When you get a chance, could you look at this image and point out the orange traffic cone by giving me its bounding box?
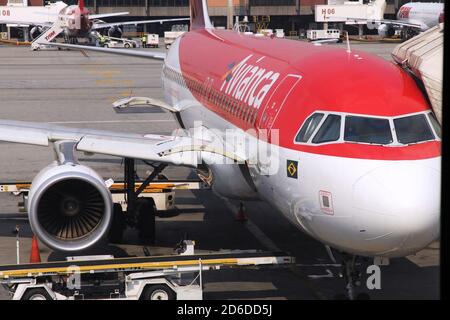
[29,235,41,263]
[235,202,247,222]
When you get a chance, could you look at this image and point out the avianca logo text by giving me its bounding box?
[220,55,280,109]
[398,6,411,19]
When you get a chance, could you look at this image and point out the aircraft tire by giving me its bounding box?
[136,198,156,244]
[108,203,126,243]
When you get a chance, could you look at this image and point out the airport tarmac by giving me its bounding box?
[0,41,439,300]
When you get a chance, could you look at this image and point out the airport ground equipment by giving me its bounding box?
[30,14,64,51]
[101,36,137,48]
[0,241,294,300]
[307,29,341,41]
[391,23,443,124]
[143,34,159,48]
[274,29,285,38]
[164,24,188,49]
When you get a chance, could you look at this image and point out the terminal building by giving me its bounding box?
[0,0,440,38]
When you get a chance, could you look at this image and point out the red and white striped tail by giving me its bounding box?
[190,0,213,30]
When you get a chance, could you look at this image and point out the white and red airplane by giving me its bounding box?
[0,0,441,297]
[0,0,188,46]
[352,1,445,39]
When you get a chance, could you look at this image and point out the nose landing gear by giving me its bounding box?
[335,253,371,300]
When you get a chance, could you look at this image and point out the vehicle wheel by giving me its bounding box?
[136,198,156,244]
[141,285,175,300]
[103,44,109,48]
[108,203,126,243]
[124,43,131,48]
[22,288,52,300]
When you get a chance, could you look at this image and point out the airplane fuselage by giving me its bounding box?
[397,2,444,30]
[62,5,92,38]
[162,29,441,258]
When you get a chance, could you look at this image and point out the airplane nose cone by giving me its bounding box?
[352,163,440,257]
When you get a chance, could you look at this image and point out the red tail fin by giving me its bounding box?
[190,0,213,30]
[78,0,85,10]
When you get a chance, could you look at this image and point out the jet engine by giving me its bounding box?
[377,24,394,38]
[27,163,113,252]
[108,26,123,38]
[30,26,44,40]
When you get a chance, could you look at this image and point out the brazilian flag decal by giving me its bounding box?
[287,160,298,179]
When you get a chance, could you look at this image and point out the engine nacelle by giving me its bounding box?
[108,26,123,38]
[30,26,43,40]
[377,24,394,38]
[27,163,113,252]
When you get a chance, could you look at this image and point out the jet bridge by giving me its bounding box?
[391,23,443,125]
[315,0,386,24]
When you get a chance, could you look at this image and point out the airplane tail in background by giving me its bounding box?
[190,0,213,30]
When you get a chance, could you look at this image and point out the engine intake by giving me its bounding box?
[30,26,43,40]
[28,163,113,252]
[377,24,394,38]
[108,26,122,38]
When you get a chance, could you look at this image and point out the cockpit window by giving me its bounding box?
[344,116,393,145]
[312,114,341,144]
[427,113,441,139]
[394,114,435,144]
[295,113,324,143]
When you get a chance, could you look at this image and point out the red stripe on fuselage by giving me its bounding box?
[178,29,440,161]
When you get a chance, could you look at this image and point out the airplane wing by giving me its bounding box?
[43,42,166,61]
[346,17,422,29]
[0,120,243,167]
[91,17,189,30]
[311,39,340,44]
[89,12,130,20]
[0,20,52,27]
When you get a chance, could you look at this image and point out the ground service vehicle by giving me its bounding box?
[0,241,294,300]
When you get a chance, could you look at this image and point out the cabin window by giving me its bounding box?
[226,97,232,112]
[394,114,435,144]
[221,94,226,109]
[238,103,245,118]
[232,100,237,115]
[295,113,324,143]
[427,113,441,138]
[344,116,393,145]
[312,114,341,144]
[244,107,251,122]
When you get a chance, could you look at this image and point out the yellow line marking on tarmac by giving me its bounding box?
[95,79,134,86]
[87,70,121,77]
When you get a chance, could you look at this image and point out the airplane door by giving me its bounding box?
[258,74,302,132]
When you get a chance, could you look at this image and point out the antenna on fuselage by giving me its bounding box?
[344,30,351,53]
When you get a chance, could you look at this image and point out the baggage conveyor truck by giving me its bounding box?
[0,241,294,300]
